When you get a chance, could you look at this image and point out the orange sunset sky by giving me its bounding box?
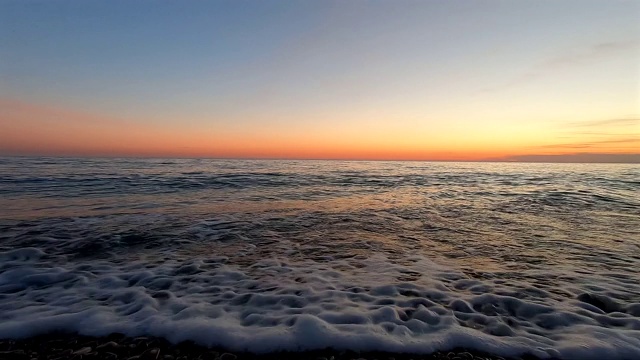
[1,1,639,162]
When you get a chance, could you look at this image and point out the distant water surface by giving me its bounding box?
[0,158,639,359]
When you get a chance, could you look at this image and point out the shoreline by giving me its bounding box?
[0,333,544,360]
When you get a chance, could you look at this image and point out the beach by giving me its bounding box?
[1,333,533,360]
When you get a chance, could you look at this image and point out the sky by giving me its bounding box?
[1,0,639,162]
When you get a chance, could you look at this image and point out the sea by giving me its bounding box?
[0,157,639,359]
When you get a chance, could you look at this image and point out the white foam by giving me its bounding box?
[1,247,639,359]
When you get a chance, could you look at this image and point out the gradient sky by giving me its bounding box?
[1,0,639,161]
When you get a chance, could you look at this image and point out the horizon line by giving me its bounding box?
[1,153,639,164]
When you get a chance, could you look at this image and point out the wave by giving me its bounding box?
[0,159,639,359]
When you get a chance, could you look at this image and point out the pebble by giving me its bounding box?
[104,352,119,360]
[0,350,28,360]
[200,351,219,360]
[73,346,93,355]
[97,341,120,350]
[143,347,161,359]
[0,334,523,360]
[60,349,73,356]
[219,353,237,360]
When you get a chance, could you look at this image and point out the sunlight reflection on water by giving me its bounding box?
[0,158,639,358]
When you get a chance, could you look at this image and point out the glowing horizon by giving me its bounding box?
[1,1,638,162]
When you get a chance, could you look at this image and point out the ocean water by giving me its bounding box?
[0,158,639,359]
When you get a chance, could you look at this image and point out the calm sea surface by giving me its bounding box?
[0,158,639,359]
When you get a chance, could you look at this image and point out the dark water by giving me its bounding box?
[0,158,639,359]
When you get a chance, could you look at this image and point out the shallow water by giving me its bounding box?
[0,158,639,359]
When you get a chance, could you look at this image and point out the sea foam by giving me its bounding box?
[1,246,639,359]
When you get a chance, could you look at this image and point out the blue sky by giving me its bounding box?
[1,0,638,160]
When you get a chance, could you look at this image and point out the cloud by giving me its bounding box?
[534,137,640,149]
[498,153,640,163]
[487,115,640,163]
[539,40,638,69]
[562,118,639,128]
[538,118,640,153]
[480,39,639,93]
